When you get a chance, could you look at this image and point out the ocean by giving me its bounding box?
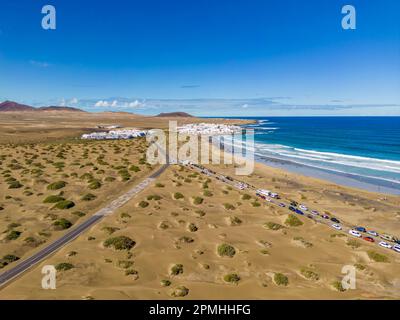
[229,117,400,195]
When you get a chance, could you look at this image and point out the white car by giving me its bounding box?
[311,210,319,216]
[349,229,362,238]
[379,241,392,249]
[367,230,378,237]
[299,205,308,211]
[331,224,342,230]
[393,245,400,253]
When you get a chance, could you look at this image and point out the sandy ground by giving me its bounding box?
[0,163,399,300]
[0,116,399,300]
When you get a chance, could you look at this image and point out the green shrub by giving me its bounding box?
[88,180,102,190]
[138,200,149,208]
[367,250,389,263]
[3,254,20,263]
[54,200,75,209]
[55,262,74,271]
[72,211,86,217]
[274,273,289,286]
[171,286,189,297]
[203,190,213,197]
[6,230,21,240]
[101,226,120,235]
[264,222,284,231]
[43,195,65,203]
[155,183,165,188]
[332,280,346,292]
[193,197,204,205]
[354,263,366,271]
[170,264,184,275]
[229,216,242,226]
[117,260,134,269]
[223,273,240,283]
[241,194,251,200]
[47,181,67,190]
[217,243,236,257]
[251,201,261,207]
[104,236,136,250]
[53,218,73,230]
[300,268,319,280]
[105,176,116,182]
[174,192,184,200]
[161,279,171,287]
[129,165,141,172]
[147,195,162,201]
[285,214,303,227]
[8,181,23,189]
[223,203,235,210]
[188,223,198,232]
[81,193,96,201]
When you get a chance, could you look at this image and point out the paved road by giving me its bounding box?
[0,163,169,289]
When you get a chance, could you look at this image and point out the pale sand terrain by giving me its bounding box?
[0,116,399,300]
[1,163,399,300]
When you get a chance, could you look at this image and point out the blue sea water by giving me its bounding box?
[232,117,400,194]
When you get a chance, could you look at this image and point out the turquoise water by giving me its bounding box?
[236,117,400,193]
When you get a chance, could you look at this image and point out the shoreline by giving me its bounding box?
[254,154,400,196]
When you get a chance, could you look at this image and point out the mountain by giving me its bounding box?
[0,101,85,112]
[0,101,35,112]
[38,106,86,112]
[155,112,194,117]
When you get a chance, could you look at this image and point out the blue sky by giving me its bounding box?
[0,0,399,116]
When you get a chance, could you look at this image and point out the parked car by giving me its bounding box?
[290,201,298,207]
[363,236,375,243]
[321,215,330,219]
[380,234,394,241]
[289,206,296,212]
[307,214,313,219]
[349,230,362,238]
[367,230,378,237]
[379,241,392,249]
[278,203,286,208]
[295,209,304,215]
[299,205,308,211]
[311,210,319,216]
[331,217,340,223]
[393,245,400,253]
[354,227,366,233]
[332,224,342,230]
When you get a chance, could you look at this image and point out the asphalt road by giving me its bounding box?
[0,162,169,289]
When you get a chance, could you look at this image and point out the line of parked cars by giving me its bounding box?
[189,162,400,254]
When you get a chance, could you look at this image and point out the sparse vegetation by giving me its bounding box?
[54,200,75,209]
[138,200,149,208]
[43,195,65,203]
[47,181,67,190]
[55,262,74,271]
[104,236,136,250]
[274,273,289,286]
[170,264,184,275]
[224,273,241,283]
[285,214,303,227]
[217,243,236,257]
[174,192,184,200]
[367,250,389,263]
[264,222,284,231]
[53,218,73,230]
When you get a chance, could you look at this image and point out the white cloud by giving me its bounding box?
[69,98,78,105]
[94,100,110,107]
[111,100,118,107]
[127,100,145,108]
